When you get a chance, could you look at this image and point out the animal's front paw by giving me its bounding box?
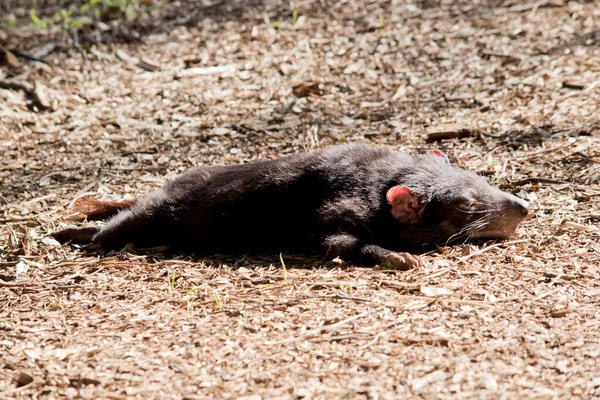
[380,252,422,270]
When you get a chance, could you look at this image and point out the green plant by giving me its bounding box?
[279,253,289,285]
[271,7,298,29]
[29,9,47,29]
[80,0,102,14]
[378,12,385,36]
[188,285,223,311]
[53,8,91,31]
[27,0,145,33]
[205,285,223,311]
[380,262,399,270]
[5,16,18,28]
[167,271,176,295]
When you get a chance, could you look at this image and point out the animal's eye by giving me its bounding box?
[457,199,478,212]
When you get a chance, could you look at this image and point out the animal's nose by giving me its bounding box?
[514,198,529,217]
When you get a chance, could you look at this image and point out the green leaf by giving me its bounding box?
[105,0,126,8]
[5,17,17,28]
[66,17,92,30]
[380,262,399,270]
[82,0,101,12]
[187,285,223,311]
[29,9,47,29]
[126,7,138,20]
[167,270,176,294]
[279,252,289,285]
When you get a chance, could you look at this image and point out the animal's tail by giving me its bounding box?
[70,198,136,221]
[51,197,137,245]
[51,226,100,245]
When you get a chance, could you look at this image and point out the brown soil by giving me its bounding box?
[1,0,600,398]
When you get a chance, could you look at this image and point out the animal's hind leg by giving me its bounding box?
[91,208,153,249]
[90,187,175,249]
[51,199,140,248]
[71,198,136,221]
[52,208,165,249]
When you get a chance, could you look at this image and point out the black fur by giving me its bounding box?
[54,143,529,267]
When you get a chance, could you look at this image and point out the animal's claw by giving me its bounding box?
[381,251,421,270]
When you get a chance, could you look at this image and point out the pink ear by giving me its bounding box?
[430,149,450,164]
[386,186,422,224]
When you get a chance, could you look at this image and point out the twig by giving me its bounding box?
[513,267,592,280]
[0,79,33,92]
[425,125,476,142]
[391,335,450,344]
[457,239,529,263]
[0,261,19,267]
[442,299,495,308]
[508,177,568,186]
[0,280,39,287]
[0,216,39,223]
[490,296,522,303]
[530,288,562,303]
[562,221,600,232]
[380,280,421,292]
[322,311,370,331]
[507,0,565,13]
[515,143,575,161]
[21,193,57,206]
[480,51,522,63]
[562,79,600,99]
[320,334,357,342]
[422,268,451,280]
[299,294,373,303]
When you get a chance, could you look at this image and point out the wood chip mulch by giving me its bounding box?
[1,0,600,398]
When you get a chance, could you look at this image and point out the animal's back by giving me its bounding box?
[94,147,359,252]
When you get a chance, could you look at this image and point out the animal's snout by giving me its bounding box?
[501,193,529,219]
[513,197,529,218]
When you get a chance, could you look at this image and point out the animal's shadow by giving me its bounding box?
[75,243,354,271]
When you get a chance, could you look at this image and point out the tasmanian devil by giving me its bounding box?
[51,143,530,269]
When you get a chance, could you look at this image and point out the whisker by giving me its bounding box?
[391,212,497,251]
[456,207,502,215]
